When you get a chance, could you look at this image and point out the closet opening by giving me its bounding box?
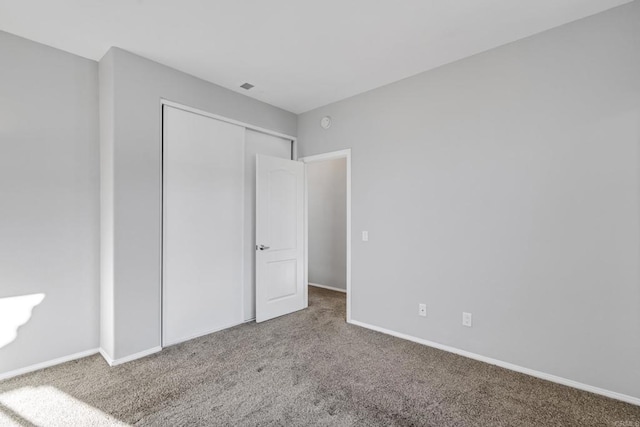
[160,100,296,347]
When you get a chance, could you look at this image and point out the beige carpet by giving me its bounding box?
[1,287,639,426]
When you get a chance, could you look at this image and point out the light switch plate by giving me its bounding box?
[362,231,369,241]
[462,312,472,327]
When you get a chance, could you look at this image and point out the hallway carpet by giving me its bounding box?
[1,287,639,426]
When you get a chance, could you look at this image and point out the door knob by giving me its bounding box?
[257,245,270,251]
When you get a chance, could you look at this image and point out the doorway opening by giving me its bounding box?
[301,150,352,322]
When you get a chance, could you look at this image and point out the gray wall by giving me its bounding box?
[298,1,640,399]
[0,31,99,375]
[100,48,297,360]
[307,158,347,290]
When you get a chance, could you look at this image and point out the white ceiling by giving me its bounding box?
[0,0,631,113]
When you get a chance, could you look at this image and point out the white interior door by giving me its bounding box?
[163,106,244,346]
[244,130,292,321]
[256,155,306,322]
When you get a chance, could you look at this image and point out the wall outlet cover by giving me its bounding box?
[419,303,427,317]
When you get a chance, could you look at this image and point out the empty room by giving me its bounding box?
[0,0,639,425]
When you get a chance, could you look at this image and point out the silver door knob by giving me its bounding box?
[257,245,270,251]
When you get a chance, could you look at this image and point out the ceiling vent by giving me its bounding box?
[240,82,254,90]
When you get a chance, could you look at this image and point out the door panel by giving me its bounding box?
[266,259,297,301]
[163,106,244,346]
[267,169,298,250]
[243,131,292,320]
[256,155,306,322]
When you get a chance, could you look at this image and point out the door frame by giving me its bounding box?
[160,99,297,347]
[299,149,352,322]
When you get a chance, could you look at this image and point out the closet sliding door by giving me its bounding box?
[163,106,244,346]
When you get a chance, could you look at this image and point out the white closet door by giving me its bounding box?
[163,106,244,346]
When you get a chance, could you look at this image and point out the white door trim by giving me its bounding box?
[299,149,352,322]
[161,99,297,143]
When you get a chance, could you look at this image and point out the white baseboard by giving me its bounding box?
[99,346,162,367]
[98,348,114,366]
[309,282,346,293]
[0,348,99,381]
[163,317,250,348]
[348,319,640,407]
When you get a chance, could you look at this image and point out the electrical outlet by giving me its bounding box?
[462,312,472,327]
[418,303,427,317]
